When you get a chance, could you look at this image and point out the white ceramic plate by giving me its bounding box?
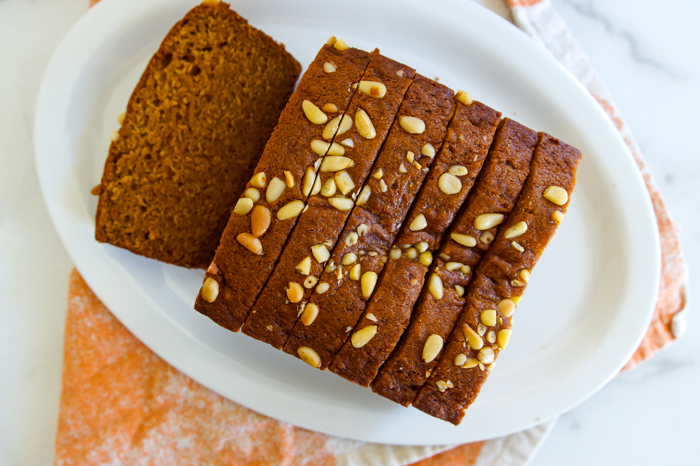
[35,0,660,445]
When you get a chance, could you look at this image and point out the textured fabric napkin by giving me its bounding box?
[55,0,688,464]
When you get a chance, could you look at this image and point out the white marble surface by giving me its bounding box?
[0,0,697,464]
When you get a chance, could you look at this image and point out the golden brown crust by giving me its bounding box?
[412,133,582,425]
[94,3,300,268]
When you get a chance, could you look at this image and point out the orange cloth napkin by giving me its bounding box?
[55,0,687,465]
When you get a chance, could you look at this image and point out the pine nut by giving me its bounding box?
[486,330,496,343]
[543,186,568,205]
[201,277,219,303]
[311,244,330,263]
[520,269,530,283]
[117,112,126,125]
[322,103,338,113]
[287,282,304,303]
[389,248,401,261]
[277,200,305,220]
[326,35,337,46]
[349,263,361,281]
[234,198,253,216]
[266,177,286,203]
[302,167,316,197]
[399,162,407,173]
[406,247,418,260]
[316,282,329,294]
[350,324,378,349]
[379,179,388,193]
[428,273,443,299]
[302,100,328,125]
[340,138,354,147]
[399,116,425,134]
[244,187,260,202]
[439,253,450,261]
[283,171,294,188]
[421,143,436,157]
[321,178,337,197]
[498,299,516,318]
[455,285,465,297]
[321,156,354,172]
[301,276,318,289]
[511,241,525,252]
[477,323,487,336]
[480,231,494,244]
[250,172,267,188]
[409,214,428,231]
[498,329,512,349]
[406,151,415,163]
[451,232,477,247]
[462,358,479,369]
[357,223,369,236]
[367,313,378,322]
[358,80,387,98]
[237,233,263,255]
[477,346,495,364]
[325,260,336,273]
[415,242,428,253]
[322,114,353,140]
[251,205,271,237]
[552,210,565,223]
[333,38,349,51]
[323,62,337,73]
[296,256,312,275]
[419,251,433,267]
[356,185,371,205]
[461,265,471,274]
[462,324,483,350]
[454,353,467,366]
[342,252,357,265]
[481,309,497,326]
[297,346,321,367]
[511,279,525,287]
[335,170,355,195]
[438,173,461,194]
[445,261,463,271]
[361,271,378,298]
[474,213,504,230]
[110,130,120,141]
[456,90,473,106]
[345,231,359,246]
[301,303,319,326]
[448,165,468,176]
[422,334,444,363]
[505,221,528,239]
[372,168,383,179]
[328,197,353,211]
[512,296,521,304]
[354,108,376,139]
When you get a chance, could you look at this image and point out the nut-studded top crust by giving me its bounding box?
[412,133,581,425]
[283,76,456,369]
[371,119,537,406]
[193,44,371,332]
[240,53,415,348]
[329,100,500,387]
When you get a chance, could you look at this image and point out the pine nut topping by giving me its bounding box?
[455,353,467,366]
[335,170,355,195]
[340,138,354,148]
[474,213,505,230]
[342,252,357,265]
[445,262,463,271]
[428,273,443,299]
[358,80,387,98]
[323,114,353,140]
[379,179,388,192]
[455,285,465,296]
[304,276,318,289]
[244,187,261,202]
[417,251,432,267]
[355,108,376,139]
[486,330,496,344]
[438,173,461,194]
[302,167,316,197]
[477,323,487,336]
[421,143,436,157]
[301,303,319,326]
[326,35,337,46]
[448,165,468,176]
[201,277,219,303]
[481,309,497,327]
[345,231,359,246]
[328,197,353,211]
[480,231,494,244]
[543,186,568,205]
[296,256,312,275]
[333,38,349,51]
[316,282,329,294]
[462,324,484,350]
[325,260,336,273]
[511,279,526,287]
[323,62,337,73]
[505,221,528,239]
[422,334,444,363]
[234,198,254,216]
[399,162,408,173]
[552,210,565,223]
[462,358,479,369]
[361,271,378,298]
[439,253,450,261]
[477,347,495,364]
[367,313,378,322]
[389,248,401,261]
[110,130,120,141]
[311,140,330,156]
[311,244,330,263]
[406,248,418,260]
[451,232,477,247]
[322,103,338,113]
[321,178,337,197]
[237,233,263,255]
[287,282,304,303]
[302,100,328,125]
[520,269,530,283]
[435,380,453,392]
[415,242,428,253]
[117,112,126,125]
[406,151,415,163]
[297,346,321,367]
[251,205,272,238]
[456,90,474,106]
[409,214,428,231]
[461,265,471,274]
[284,171,294,188]
[357,223,369,236]
[277,200,305,220]
[356,185,371,205]
[351,325,377,348]
[349,263,361,281]
[498,299,516,318]
[372,168,383,179]
[266,177,286,203]
[512,296,521,304]
[498,329,512,349]
[512,241,525,252]
[399,116,425,134]
[250,172,267,188]
[321,156,354,172]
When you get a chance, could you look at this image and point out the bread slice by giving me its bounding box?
[241,53,416,348]
[282,76,456,370]
[412,133,581,425]
[94,2,300,268]
[330,98,501,387]
[372,118,537,405]
[194,40,371,331]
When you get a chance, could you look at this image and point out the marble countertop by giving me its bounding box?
[0,0,696,464]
